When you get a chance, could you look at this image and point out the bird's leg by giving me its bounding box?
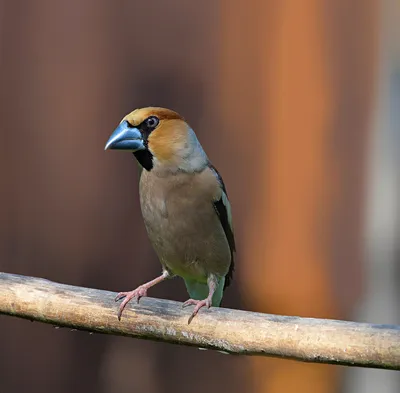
[115,270,170,320]
[183,275,218,324]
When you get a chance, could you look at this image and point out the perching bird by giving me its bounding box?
[105,107,235,323]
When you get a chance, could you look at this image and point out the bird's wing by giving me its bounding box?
[209,165,236,288]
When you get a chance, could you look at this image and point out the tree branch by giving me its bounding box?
[0,272,399,370]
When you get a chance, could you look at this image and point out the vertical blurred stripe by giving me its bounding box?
[346,1,400,392]
[220,0,379,392]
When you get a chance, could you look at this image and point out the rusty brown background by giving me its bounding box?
[1,1,399,393]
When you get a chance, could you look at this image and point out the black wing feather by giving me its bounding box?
[209,165,236,289]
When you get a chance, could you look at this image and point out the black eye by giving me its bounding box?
[145,116,159,129]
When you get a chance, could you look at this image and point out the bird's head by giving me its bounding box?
[105,107,207,173]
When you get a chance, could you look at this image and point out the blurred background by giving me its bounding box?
[0,1,399,392]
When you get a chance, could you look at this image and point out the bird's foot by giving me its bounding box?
[115,285,148,320]
[182,298,212,324]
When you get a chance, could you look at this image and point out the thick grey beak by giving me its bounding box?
[104,120,145,151]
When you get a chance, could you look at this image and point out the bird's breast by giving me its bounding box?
[139,170,230,281]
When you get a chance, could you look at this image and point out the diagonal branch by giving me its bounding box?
[0,272,399,370]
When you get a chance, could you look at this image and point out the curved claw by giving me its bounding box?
[183,298,212,324]
[114,286,148,320]
[115,292,127,302]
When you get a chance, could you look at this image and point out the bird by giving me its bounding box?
[104,107,235,324]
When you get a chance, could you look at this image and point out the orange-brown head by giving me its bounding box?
[105,107,208,172]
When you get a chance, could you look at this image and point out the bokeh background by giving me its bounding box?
[1,1,399,392]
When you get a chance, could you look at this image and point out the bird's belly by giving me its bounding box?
[141,197,230,281]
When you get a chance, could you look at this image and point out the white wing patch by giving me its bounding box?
[221,190,234,235]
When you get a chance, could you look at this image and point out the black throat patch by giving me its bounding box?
[126,119,154,171]
[133,150,153,171]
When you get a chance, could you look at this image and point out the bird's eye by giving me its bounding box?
[145,116,159,129]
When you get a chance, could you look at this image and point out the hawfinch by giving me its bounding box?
[105,107,235,323]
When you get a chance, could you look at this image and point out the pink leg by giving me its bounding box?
[115,270,170,320]
[182,276,217,324]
